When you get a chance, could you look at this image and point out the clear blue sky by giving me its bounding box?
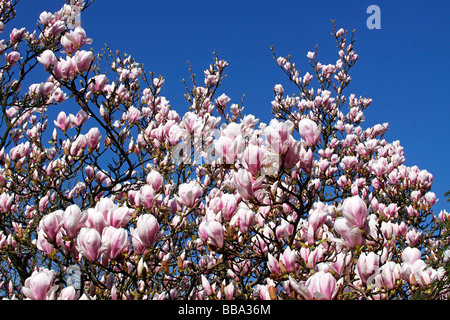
[14,0,450,215]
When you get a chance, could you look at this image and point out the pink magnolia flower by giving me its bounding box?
[299,246,324,270]
[201,275,213,296]
[243,143,264,175]
[402,247,422,265]
[38,196,49,213]
[380,221,396,241]
[214,135,242,165]
[198,220,209,243]
[280,247,297,273]
[216,93,231,107]
[54,56,77,80]
[234,168,254,200]
[39,210,64,242]
[52,88,67,103]
[139,185,155,209]
[73,50,94,73]
[130,228,146,255]
[181,112,202,135]
[275,219,295,241]
[307,51,315,60]
[308,202,329,232]
[289,271,337,300]
[384,203,399,219]
[88,74,108,93]
[204,220,224,248]
[224,282,235,300]
[424,191,437,207]
[22,269,58,300]
[37,49,58,69]
[54,111,74,132]
[265,119,294,155]
[74,109,90,127]
[61,204,87,239]
[146,170,163,191]
[0,192,14,213]
[38,11,54,26]
[333,217,364,248]
[9,142,29,161]
[298,145,313,172]
[6,51,21,66]
[127,105,141,124]
[306,271,338,300]
[405,228,423,246]
[235,206,255,234]
[85,208,107,233]
[356,252,380,284]
[95,197,115,217]
[86,127,101,150]
[76,227,105,261]
[267,253,280,274]
[284,139,302,169]
[61,27,92,54]
[220,193,237,222]
[376,261,401,290]
[135,214,160,248]
[101,226,129,260]
[59,286,79,300]
[335,28,345,37]
[178,181,202,207]
[36,229,56,255]
[298,118,321,146]
[10,27,26,43]
[342,195,369,229]
[221,122,242,140]
[274,84,284,94]
[415,265,441,287]
[167,124,182,145]
[106,205,134,228]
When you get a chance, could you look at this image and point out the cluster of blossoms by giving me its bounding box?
[0,0,448,300]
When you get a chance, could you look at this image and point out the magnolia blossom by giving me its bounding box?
[39,210,64,242]
[298,118,321,146]
[342,195,369,229]
[376,261,402,290]
[334,217,365,248]
[61,27,92,54]
[22,269,58,300]
[356,252,380,284]
[59,286,80,300]
[289,271,338,300]
[178,181,203,207]
[234,168,255,200]
[101,226,129,260]
[243,143,264,175]
[37,49,58,69]
[6,51,21,66]
[265,119,294,155]
[134,214,160,248]
[86,127,101,150]
[214,135,242,165]
[203,220,224,248]
[76,228,105,261]
[63,204,88,239]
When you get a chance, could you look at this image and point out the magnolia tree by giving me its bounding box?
[0,0,448,300]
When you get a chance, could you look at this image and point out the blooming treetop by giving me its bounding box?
[0,0,448,300]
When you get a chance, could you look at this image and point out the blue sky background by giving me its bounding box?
[14,0,450,215]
